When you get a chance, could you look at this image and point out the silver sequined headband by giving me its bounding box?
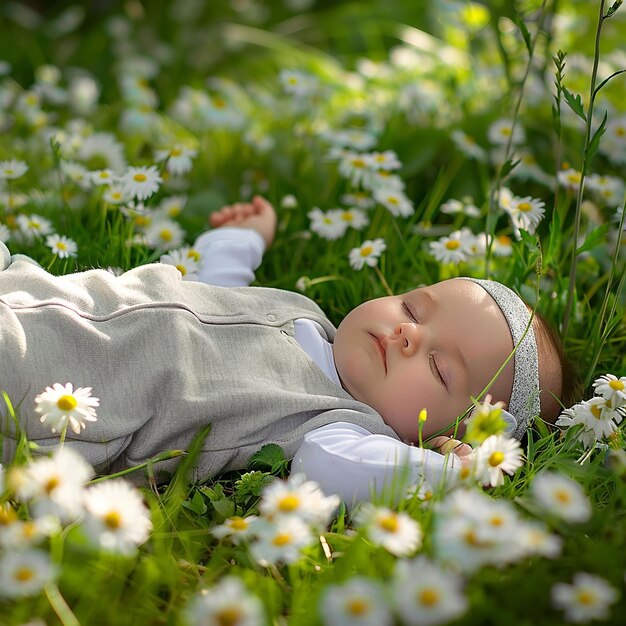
[459,278,540,439]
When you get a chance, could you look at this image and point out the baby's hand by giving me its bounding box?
[209,195,277,248]
[428,436,473,468]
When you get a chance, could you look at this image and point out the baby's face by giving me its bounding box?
[332,279,515,443]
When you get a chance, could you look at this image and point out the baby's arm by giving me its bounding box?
[193,196,277,288]
[292,422,462,507]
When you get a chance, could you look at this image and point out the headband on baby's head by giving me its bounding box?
[459,277,540,440]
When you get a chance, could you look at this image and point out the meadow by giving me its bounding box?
[0,0,625,624]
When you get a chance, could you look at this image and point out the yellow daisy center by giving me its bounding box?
[577,591,595,606]
[287,77,299,85]
[609,380,624,391]
[111,192,122,201]
[360,245,374,257]
[57,395,78,411]
[44,476,60,494]
[187,249,201,261]
[22,521,37,539]
[351,158,366,168]
[228,516,248,531]
[215,607,242,626]
[615,126,625,137]
[567,173,581,184]
[554,489,571,504]
[517,202,532,212]
[490,515,504,527]
[15,567,34,583]
[341,212,354,222]
[387,196,399,204]
[590,404,603,419]
[278,494,300,512]
[104,510,122,529]
[418,588,440,607]
[99,171,110,179]
[379,514,398,533]
[347,598,369,615]
[160,229,173,241]
[4,169,13,175]
[213,96,227,109]
[489,451,505,467]
[497,235,512,245]
[56,242,68,251]
[445,240,460,250]
[133,173,147,183]
[170,148,182,157]
[272,533,292,546]
[175,264,187,276]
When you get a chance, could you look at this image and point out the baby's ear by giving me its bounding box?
[501,410,518,436]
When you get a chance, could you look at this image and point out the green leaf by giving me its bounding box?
[576,224,610,255]
[605,0,623,18]
[181,490,208,515]
[247,443,287,473]
[585,110,608,173]
[562,87,587,122]
[512,14,532,54]
[500,158,520,178]
[547,207,562,265]
[212,498,236,519]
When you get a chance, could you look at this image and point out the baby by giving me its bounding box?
[0,196,566,504]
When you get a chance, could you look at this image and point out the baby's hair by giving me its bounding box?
[531,310,583,424]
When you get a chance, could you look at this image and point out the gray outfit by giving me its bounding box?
[0,246,398,483]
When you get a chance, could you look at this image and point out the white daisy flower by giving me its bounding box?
[509,151,552,185]
[585,174,624,206]
[517,521,562,559]
[496,186,515,211]
[211,515,259,543]
[34,382,99,435]
[260,473,339,527]
[348,238,386,270]
[393,556,468,626]
[46,234,78,259]
[359,504,422,557]
[279,69,318,97]
[600,116,626,165]
[320,577,392,626]
[184,577,265,626]
[367,150,401,171]
[340,191,375,209]
[103,184,128,205]
[160,248,200,280]
[0,549,57,599]
[82,479,153,555]
[492,233,513,257]
[365,170,405,192]
[338,152,372,188]
[372,187,414,217]
[326,129,377,151]
[13,447,93,522]
[16,213,54,240]
[428,229,475,264]
[338,207,369,230]
[0,222,11,242]
[90,169,116,186]
[506,195,545,234]
[451,130,487,161]
[122,165,162,201]
[156,195,187,219]
[592,374,626,407]
[61,160,92,191]
[557,398,623,445]
[551,573,619,624]
[144,218,185,250]
[280,194,298,209]
[155,144,197,176]
[487,119,525,146]
[0,159,28,180]
[557,168,583,191]
[308,207,348,240]
[77,132,127,173]
[249,516,313,565]
[473,434,524,487]
[530,472,591,523]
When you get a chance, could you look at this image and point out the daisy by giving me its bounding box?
[517,521,562,559]
[451,130,487,161]
[492,233,513,256]
[338,152,372,188]
[473,434,524,487]
[320,577,392,626]
[341,191,375,209]
[328,129,377,151]
[359,504,422,557]
[367,150,401,171]
[34,382,99,435]
[557,398,623,445]
[0,159,28,180]
[77,132,127,173]
[530,471,591,523]
[13,447,93,522]
[338,208,369,230]
[506,195,545,234]
[103,184,128,205]
[249,516,313,565]
[393,557,468,626]
[211,515,259,543]
[463,396,508,445]
[496,186,515,211]
[551,573,619,624]
[0,549,57,599]
[46,234,78,259]
[428,229,474,264]
[487,119,525,146]
[260,473,339,527]
[90,168,116,186]
[365,170,405,192]
[348,238,386,270]
[592,374,626,407]
[372,187,414,217]
[16,213,54,240]
[0,222,11,242]
[557,168,583,191]
[82,479,153,554]
[144,218,185,250]
[122,165,162,201]
[308,207,348,240]
[279,70,318,98]
[160,248,200,280]
[61,160,92,191]
[184,577,265,626]
[155,144,197,176]
[280,194,298,209]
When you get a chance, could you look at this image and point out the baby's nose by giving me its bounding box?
[393,322,420,354]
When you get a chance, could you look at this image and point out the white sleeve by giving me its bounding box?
[292,422,461,507]
[192,227,266,287]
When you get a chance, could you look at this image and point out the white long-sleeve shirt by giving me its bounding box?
[193,227,460,505]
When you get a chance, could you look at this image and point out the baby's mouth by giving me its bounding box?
[370,333,387,373]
